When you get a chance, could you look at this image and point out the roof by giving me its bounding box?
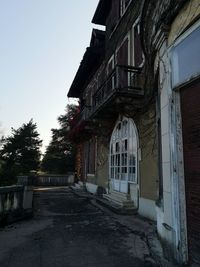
[92,0,111,26]
[90,29,105,47]
[67,30,105,98]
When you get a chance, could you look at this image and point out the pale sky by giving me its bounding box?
[0,0,102,153]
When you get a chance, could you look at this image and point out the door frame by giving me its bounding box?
[168,21,200,262]
[109,117,139,194]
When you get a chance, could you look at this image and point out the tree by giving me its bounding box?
[41,104,78,174]
[0,120,42,185]
[0,123,4,176]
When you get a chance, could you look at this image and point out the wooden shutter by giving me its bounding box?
[134,24,143,67]
[117,38,129,88]
[87,138,96,174]
[116,38,128,65]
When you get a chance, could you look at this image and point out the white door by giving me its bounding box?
[110,118,138,193]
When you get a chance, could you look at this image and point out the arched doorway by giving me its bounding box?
[109,117,138,193]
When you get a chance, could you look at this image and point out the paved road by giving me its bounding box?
[0,187,156,267]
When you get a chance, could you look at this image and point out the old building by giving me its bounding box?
[141,0,200,264]
[68,0,200,265]
[68,0,158,221]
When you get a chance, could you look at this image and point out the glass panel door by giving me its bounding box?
[110,118,138,193]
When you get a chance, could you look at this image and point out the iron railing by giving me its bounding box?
[70,106,91,129]
[92,65,143,111]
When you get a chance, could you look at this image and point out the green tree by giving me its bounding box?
[0,123,3,176]
[41,104,78,174]
[0,120,42,185]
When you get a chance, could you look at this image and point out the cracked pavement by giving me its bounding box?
[0,187,157,267]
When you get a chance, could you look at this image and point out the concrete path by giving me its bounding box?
[0,187,158,267]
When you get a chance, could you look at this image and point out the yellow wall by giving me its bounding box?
[89,137,109,189]
[168,0,200,45]
[90,105,158,200]
[137,105,158,200]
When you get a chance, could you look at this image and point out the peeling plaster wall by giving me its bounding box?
[153,0,200,263]
[168,0,200,45]
[86,137,109,191]
[137,105,158,201]
[96,139,109,189]
[155,33,177,262]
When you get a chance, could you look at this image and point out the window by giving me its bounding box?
[87,138,96,174]
[120,0,131,17]
[172,25,200,87]
[106,55,115,91]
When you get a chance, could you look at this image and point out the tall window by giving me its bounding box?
[87,138,96,175]
[110,117,138,183]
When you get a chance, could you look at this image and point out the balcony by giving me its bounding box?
[68,107,94,143]
[70,107,90,128]
[91,65,144,119]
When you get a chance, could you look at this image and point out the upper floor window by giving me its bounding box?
[120,0,131,17]
[133,23,143,67]
[87,138,96,175]
[171,24,200,87]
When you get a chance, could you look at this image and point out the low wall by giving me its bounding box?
[36,175,74,186]
[18,174,74,186]
[0,185,33,226]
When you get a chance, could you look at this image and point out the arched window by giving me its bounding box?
[110,117,138,192]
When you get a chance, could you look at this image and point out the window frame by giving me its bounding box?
[120,0,132,17]
[109,117,138,184]
[170,20,200,89]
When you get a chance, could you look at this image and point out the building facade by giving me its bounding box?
[68,0,158,221]
[68,0,200,265]
[141,0,200,264]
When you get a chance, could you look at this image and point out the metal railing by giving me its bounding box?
[70,106,91,129]
[70,65,143,125]
[92,65,143,110]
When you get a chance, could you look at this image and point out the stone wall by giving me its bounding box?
[0,185,33,226]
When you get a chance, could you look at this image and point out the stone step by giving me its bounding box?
[103,194,127,205]
[103,193,134,208]
[110,189,130,199]
[73,182,83,189]
[123,201,135,208]
[95,198,137,215]
[103,194,123,207]
[103,193,130,205]
[108,190,131,202]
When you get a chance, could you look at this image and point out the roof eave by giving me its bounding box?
[92,0,111,26]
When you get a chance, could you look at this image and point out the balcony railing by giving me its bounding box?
[92,65,144,113]
[68,106,93,143]
[69,106,91,130]
[70,65,144,128]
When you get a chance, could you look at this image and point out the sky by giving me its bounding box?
[0,0,102,153]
